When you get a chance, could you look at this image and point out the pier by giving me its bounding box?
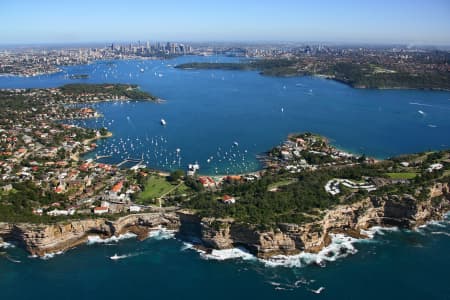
[95,154,112,160]
[116,155,144,168]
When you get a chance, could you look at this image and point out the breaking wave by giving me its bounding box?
[360,226,399,239]
[87,233,137,245]
[40,251,64,260]
[0,241,15,249]
[148,227,176,240]
[200,247,256,261]
[262,234,358,268]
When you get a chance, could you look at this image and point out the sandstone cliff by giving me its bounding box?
[0,212,179,256]
[0,183,448,258]
[197,182,450,257]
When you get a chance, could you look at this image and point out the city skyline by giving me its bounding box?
[1,0,450,46]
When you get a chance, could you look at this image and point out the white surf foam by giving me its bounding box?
[109,252,140,260]
[180,242,196,252]
[200,247,256,261]
[431,231,450,237]
[360,226,399,239]
[86,232,137,245]
[40,250,64,260]
[262,234,358,268]
[0,242,15,249]
[409,102,433,107]
[309,286,325,294]
[148,227,176,240]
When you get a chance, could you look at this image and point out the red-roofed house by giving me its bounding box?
[93,207,109,215]
[111,181,123,193]
[221,195,236,204]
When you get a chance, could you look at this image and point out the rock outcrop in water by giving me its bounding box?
[0,183,448,258]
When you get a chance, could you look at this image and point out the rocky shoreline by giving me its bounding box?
[1,182,448,259]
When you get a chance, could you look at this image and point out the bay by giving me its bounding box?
[1,56,449,174]
[1,55,450,299]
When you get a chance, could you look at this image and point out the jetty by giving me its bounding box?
[117,155,144,168]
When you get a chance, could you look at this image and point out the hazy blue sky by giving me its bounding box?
[1,0,449,45]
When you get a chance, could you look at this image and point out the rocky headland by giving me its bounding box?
[1,182,448,258]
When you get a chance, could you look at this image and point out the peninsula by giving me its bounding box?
[175,48,450,91]
[0,84,449,260]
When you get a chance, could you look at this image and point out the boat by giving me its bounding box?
[110,254,121,260]
[187,162,200,176]
[160,118,166,126]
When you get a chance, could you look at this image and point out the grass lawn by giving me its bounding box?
[137,176,176,202]
[385,172,417,180]
[267,178,297,191]
[136,176,192,205]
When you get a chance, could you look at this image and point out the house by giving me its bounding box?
[221,195,236,204]
[47,209,69,216]
[93,206,109,215]
[111,181,123,193]
[427,163,443,172]
[129,205,142,213]
[1,184,13,192]
[198,176,215,188]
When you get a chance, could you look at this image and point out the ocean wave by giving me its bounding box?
[148,227,176,240]
[0,242,15,249]
[86,232,137,245]
[431,231,450,237]
[360,226,399,239]
[40,250,64,260]
[309,287,325,294]
[200,247,256,261]
[180,242,197,252]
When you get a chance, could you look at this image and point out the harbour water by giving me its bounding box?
[1,56,450,174]
[1,56,450,298]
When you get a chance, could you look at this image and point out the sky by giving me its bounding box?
[1,0,449,45]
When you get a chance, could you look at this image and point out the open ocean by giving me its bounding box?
[1,56,450,299]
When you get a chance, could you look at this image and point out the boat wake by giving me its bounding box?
[409,102,433,107]
[110,252,141,260]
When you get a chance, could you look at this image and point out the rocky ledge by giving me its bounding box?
[0,212,179,256]
[197,182,450,258]
[0,183,448,258]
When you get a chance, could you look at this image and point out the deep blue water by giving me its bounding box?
[1,218,450,299]
[1,56,450,299]
[1,56,450,174]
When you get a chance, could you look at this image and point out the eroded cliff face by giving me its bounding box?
[0,213,179,256]
[200,218,298,258]
[198,182,450,257]
[1,183,448,258]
